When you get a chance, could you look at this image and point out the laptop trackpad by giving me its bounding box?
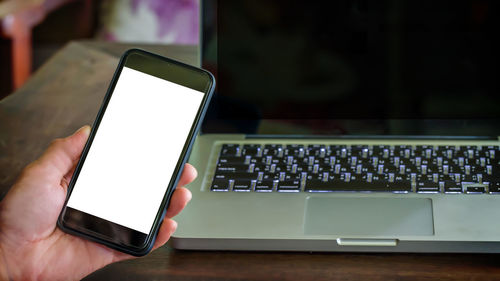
[304,197,434,236]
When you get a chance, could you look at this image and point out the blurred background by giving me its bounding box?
[0,0,199,99]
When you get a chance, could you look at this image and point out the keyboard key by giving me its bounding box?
[387,181,412,193]
[277,180,301,192]
[233,179,255,192]
[437,146,456,159]
[416,181,440,193]
[340,180,389,192]
[308,145,328,157]
[218,156,246,164]
[444,181,462,193]
[243,144,262,156]
[305,179,335,192]
[264,144,284,157]
[216,164,249,172]
[488,182,500,194]
[487,146,498,159]
[214,172,257,180]
[211,178,230,191]
[350,145,368,156]
[306,179,389,192]
[286,145,305,157]
[465,185,486,194]
[483,173,500,186]
[329,145,347,153]
[255,180,277,192]
[220,144,240,156]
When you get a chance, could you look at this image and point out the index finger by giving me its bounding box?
[177,163,197,187]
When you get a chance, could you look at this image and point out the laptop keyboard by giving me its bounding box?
[210,144,500,194]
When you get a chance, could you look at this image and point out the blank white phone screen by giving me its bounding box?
[67,67,204,234]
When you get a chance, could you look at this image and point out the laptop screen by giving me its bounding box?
[201,0,500,137]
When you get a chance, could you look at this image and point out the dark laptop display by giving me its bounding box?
[201,0,500,136]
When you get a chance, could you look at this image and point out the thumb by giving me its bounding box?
[35,126,91,180]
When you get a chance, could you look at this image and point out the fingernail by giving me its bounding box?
[171,220,178,234]
[74,125,91,136]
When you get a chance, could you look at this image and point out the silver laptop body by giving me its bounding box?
[172,0,500,253]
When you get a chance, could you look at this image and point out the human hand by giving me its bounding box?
[0,126,195,281]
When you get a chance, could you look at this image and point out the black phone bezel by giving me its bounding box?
[57,49,215,256]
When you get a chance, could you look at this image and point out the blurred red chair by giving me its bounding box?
[0,0,92,90]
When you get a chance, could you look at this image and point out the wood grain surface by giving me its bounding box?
[1,41,500,281]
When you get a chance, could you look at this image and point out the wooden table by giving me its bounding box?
[1,41,500,281]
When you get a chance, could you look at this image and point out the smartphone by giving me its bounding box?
[57,49,215,256]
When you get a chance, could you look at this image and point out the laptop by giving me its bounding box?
[171,0,500,252]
